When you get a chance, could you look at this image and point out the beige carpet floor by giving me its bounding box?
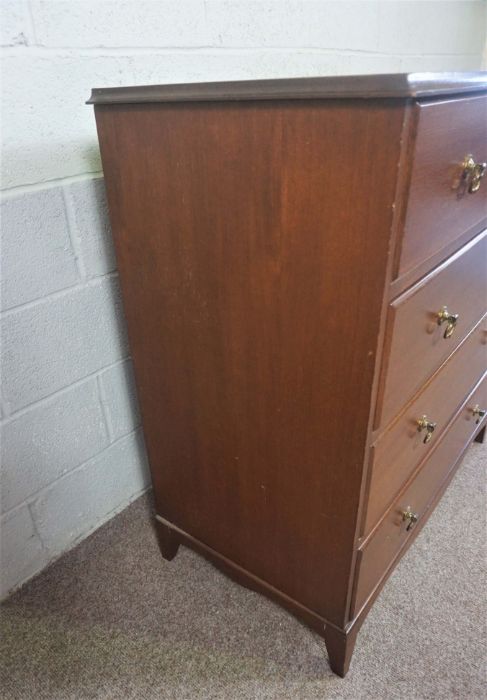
[1,443,486,700]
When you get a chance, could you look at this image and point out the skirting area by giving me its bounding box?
[1,443,485,699]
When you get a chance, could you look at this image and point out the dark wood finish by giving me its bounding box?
[156,511,358,678]
[323,624,359,678]
[376,231,487,430]
[389,220,486,300]
[474,425,486,443]
[354,375,487,616]
[364,315,486,536]
[154,515,330,638]
[395,95,487,281]
[155,518,180,561]
[350,404,487,626]
[90,73,487,677]
[87,72,487,105]
[94,98,404,628]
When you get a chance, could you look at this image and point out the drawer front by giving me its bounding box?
[353,375,487,617]
[364,316,486,536]
[396,95,487,281]
[377,231,487,429]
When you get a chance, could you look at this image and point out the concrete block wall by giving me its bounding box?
[1,176,150,597]
[1,0,486,599]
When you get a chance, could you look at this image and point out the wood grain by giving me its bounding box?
[377,231,487,430]
[353,374,487,616]
[364,315,486,536]
[91,76,487,677]
[87,72,487,105]
[395,95,487,281]
[94,98,404,628]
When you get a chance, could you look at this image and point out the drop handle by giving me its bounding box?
[437,307,458,339]
[417,415,437,444]
[461,154,487,193]
[472,404,487,424]
[402,507,419,532]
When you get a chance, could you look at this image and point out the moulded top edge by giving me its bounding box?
[87,72,487,106]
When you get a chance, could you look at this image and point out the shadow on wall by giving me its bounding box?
[1,143,151,598]
[1,138,103,192]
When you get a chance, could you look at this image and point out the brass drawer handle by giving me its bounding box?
[437,306,458,339]
[472,404,487,424]
[402,506,419,532]
[417,415,437,443]
[462,154,487,194]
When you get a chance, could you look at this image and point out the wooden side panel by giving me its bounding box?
[94,99,404,626]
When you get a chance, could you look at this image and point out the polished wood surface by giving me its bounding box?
[396,95,487,281]
[87,72,487,105]
[364,315,487,536]
[349,415,486,636]
[155,513,330,637]
[389,220,485,300]
[377,231,487,429]
[95,98,403,627]
[91,73,487,677]
[354,375,486,616]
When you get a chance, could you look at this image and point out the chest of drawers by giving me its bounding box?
[88,72,487,676]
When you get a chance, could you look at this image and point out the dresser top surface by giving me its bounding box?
[87,72,487,105]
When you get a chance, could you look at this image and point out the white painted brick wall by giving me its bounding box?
[98,360,141,441]
[1,0,486,599]
[64,178,116,279]
[30,430,149,554]
[1,189,78,311]
[2,2,485,189]
[2,379,109,512]
[1,506,48,595]
[0,177,148,599]
[2,274,128,412]
[31,0,209,48]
